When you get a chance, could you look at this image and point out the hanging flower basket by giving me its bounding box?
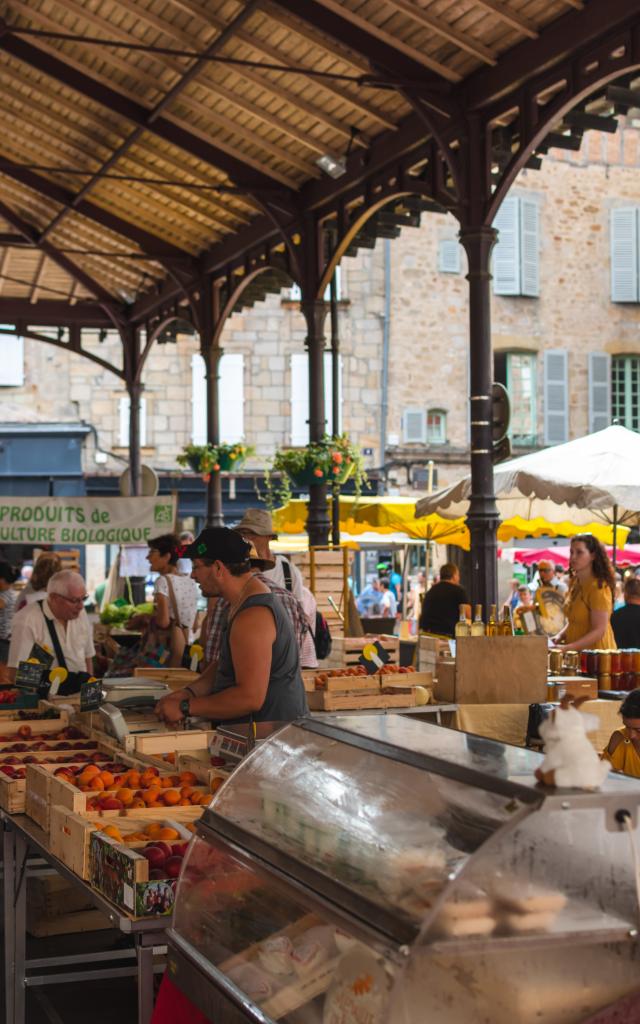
[265,435,365,510]
[176,442,254,476]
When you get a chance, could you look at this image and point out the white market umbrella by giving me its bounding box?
[415,425,640,565]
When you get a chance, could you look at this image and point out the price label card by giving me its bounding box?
[29,643,54,669]
[80,678,104,712]
[15,660,50,697]
[358,640,391,675]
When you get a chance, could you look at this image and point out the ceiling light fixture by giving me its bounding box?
[316,127,359,180]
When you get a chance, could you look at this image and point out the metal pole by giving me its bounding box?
[380,239,391,469]
[301,297,330,547]
[330,271,340,547]
[200,280,224,527]
[459,225,500,612]
[124,325,141,498]
[612,504,618,571]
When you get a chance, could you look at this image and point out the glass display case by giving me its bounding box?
[168,715,640,1024]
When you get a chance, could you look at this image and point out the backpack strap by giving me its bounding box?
[39,600,67,670]
[281,557,293,592]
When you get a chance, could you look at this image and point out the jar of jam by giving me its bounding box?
[549,650,563,675]
[580,651,589,675]
[610,650,622,674]
[596,650,611,674]
[563,651,580,675]
[633,649,640,673]
[586,650,599,677]
[598,673,612,691]
[625,671,638,691]
[622,650,635,673]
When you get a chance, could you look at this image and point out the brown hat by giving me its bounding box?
[233,509,276,538]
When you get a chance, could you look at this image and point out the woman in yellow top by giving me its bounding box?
[603,689,640,778]
[552,534,615,652]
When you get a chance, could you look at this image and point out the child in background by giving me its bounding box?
[602,689,640,779]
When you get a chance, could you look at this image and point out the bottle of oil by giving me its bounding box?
[454,605,471,638]
[470,604,486,637]
[486,604,498,637]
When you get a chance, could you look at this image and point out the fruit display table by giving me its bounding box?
[1,810,167,1024]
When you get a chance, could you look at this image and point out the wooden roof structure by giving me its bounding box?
[0,0,637,333]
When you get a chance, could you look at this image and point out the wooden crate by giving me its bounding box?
[177,751,231,789]
[307,688,417,711]
[133,729,213,756]
[0,715,70,740]
[318,634,399,669]
[27,762,211,832]
[291,548,352,632]
[50,805,200,880]
[434,636,549,704]
[133,668,199,692]
[0,775,27,813]
[25,872,112,937]
[28,909,113,937]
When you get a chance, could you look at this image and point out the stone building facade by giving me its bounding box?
[2,124,640,497]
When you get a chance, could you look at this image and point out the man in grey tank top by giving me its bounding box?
[155,528,308,728]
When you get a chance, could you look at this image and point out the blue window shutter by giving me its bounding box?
[520,198,540,297]
[543,349,568,445]
[438,239,461,274]
[610,208,638,302]
[492,195,520,295]
[588,352,611,433]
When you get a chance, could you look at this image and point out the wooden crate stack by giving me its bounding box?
[317,635,399,671]
[26,873,112,937]
[291,547,352,635]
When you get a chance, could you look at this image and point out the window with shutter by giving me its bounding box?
[505,352,537,445]
[520,198,540,297]
[492,195,540,297]
[219,353,244,442]
[543,350,568,445]
[438,239,460,274]
[610,208,639,302]
[426,410,447,444]
[492,195,520,295]
[612,355,640,431]
[118,397,147,447]
[285,267,342,303]
[402,408,427,443]
[0,332,24,386]
[290,352,342,445]
[588,352,612,432]
[191,353,207,445]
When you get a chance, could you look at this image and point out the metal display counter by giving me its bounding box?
[167,715,640,1024]
[1,811,167,1024]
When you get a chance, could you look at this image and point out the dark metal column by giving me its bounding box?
[200,280,224,527]
[123,324,141,497]
[459,225,500,611]
[300,298,329,547]
[329,272,340,547]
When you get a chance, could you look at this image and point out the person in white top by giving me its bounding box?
[233,509,304,602]
[379,578,398,618]
[7,569,95,680]
[127,534,200,665]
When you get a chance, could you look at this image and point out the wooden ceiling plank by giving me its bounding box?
[0,249,11,297]
[382,0,497,64]
[28,251,46,304]
[0,31,295,190]
[469,0,539,39]
[274,0,462,82]
[0,194,118,306]
[39,0,268,242]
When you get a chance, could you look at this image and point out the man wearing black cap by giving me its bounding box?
[155,528,308,726]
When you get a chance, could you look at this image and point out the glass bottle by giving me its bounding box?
[454,605,471,638]
[486,604,498,637]
[500,608,513,636]
[470,604,486,637]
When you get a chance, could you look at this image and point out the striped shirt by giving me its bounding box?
[204,573,308,666]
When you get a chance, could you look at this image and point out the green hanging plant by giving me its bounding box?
[264,434,367,511]
[176,442,255,480]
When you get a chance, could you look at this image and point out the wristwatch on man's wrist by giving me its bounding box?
[179,697,191,719]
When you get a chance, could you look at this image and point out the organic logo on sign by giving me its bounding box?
[154,504,173,524]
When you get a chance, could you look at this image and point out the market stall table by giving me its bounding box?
[451,699,622,751]
[2,811,168,1024]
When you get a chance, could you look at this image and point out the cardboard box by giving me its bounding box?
[89,824,191,917]
[433,636,548,704]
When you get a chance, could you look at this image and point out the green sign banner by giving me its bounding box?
[0,496,177,545]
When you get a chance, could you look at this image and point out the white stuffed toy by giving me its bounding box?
[534,695,610,790]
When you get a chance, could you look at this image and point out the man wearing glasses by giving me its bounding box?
[6,569,94,681]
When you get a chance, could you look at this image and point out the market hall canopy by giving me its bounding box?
[0,0,638,602]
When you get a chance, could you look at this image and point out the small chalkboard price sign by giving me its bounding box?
[80,678,104,712]
[15,660,50,698]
